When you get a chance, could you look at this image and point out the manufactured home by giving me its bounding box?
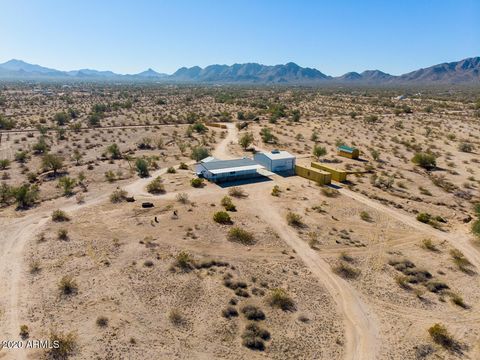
[254,150,295,174]
[196,157,264,183]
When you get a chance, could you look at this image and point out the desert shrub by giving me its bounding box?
[450,249,472,272]
[19,325,29,339]
[473,219,480,238]
[421,239,437,251]
[450,293,467,309]
[221,196,236,211]
[222,306,239,319]
[146,176,165,194]
[52,209,70,222]
[213,211,232,224]
[0,159,10,170]
[359,211,371,222]
[168,309,186,326]
[425,280,449,293]
[110,189,128,203]
[48,331,77,359]
[458,142,474,153]
[228,227,255,245]
[333,262,361,279]
[57,228,69,241]
[135,158,149,178]
[106,143,121,159]
[176,192,189,204]
[166,166,176,174]
[238,132,254,149]
[179,162,189,170]
[96,316,109,327]
[241,305,265,320]
[312,145,327,159]
[228,186,248,198]
[268,288,295,311]
[412,152,436,170]
[235,288,250,297]
[190,146,210,161]
[286,212,303,227]
[59,275,78,296]
[42,153,64,175]
[416,213,431,223]
[104,170,117,183]
[190,178,204,188]
[174,251,194,271]
[58,176,76,196]
[395,275,412,290]
[11,183,39,209]
[321,187,340,197]
[271,185,281,197]
[428,323,458,350]
[241,323,270,351]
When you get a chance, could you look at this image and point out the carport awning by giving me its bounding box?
[210,164,264,175]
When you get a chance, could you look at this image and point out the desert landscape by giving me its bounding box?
[0,83,479,360]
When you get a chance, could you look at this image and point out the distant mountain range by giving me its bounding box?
[0,57,478,84]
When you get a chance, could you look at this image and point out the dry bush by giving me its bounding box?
[58,275,78,296]
[428,323,461,352]
[286,211,304,227]
[228,186,248,198]
[52,209,70,222]
[227,227,255,245]
[333,262,361,279]
[47,331,77,359]
[146,176,166,194]
[168,308,186,326]
[175,192,189,204]
[96,316,109,327]
[213,211,232,224]
[268,288,295,311]
[241,305,266,321]
[110,189,128,203]
[241,323,270,351]
[221,195,236,211]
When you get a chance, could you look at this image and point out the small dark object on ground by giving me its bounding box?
[142,202,154,208]
[125,196,135,202]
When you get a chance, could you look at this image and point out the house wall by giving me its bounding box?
[253,153,272,170]
[311,162,347,182]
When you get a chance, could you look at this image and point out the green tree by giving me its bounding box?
[190,146,210,162]
[238,132,254,150]
[42,154,64,175]
[12,183,39,209]
[58,176,76,196]
[0,159,10,170]
[54,112,69,126]
[260,128,276,143]
[412,152,436,170]
[291,109,301,122]
[313,145,327,160]
[135,158,150,178]
[106,143,121,159]
[72,149,82,165]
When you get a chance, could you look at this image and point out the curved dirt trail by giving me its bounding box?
[339,188,480,270]
[249,193,379,360]
[211,123,238,160]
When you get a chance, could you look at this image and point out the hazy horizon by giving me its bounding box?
[1,0,479,76]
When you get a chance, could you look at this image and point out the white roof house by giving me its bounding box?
[254,150,296,173]
[195,158,264,183]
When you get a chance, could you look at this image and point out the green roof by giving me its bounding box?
[338,145,357,153]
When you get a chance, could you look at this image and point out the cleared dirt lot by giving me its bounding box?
[1,85,479,359]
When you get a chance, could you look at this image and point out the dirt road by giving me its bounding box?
[339,188,480,270]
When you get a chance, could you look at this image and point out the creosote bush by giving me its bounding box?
[110,189,128,203]
[213,211,232,224]
[59,275,78,296]
[52,209,70,222]
[190,178,204,188]
[333,262,361,279]
[228,186,248,198]
[221,196,236,211]
[268,288,295,311]
[146,176,165,194]
[48,331,77,359]
[286,212,303,227]
[227,227,255,245]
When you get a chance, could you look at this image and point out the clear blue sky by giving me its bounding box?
[0,0,478,75]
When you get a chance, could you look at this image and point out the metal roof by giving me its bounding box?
[201,158,261,171]
[210,164,264,175]
[337,145,357,153]
[257,150,295,160]
[200,156,218,163]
